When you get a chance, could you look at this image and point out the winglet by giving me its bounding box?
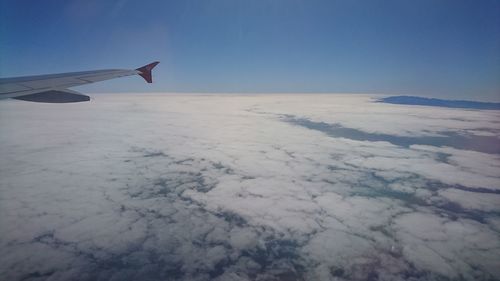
[136,61,159,83]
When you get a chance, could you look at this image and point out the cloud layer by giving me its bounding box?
[1,94,499,281]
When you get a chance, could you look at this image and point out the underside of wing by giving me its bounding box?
[12,90,90,103]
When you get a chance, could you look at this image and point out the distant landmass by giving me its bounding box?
[378,96,500,110]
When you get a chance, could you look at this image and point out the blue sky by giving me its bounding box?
[1,0,499,101]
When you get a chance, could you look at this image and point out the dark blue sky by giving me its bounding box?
[1,0,499,100]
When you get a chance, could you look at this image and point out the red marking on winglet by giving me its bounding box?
[136,61,159,83]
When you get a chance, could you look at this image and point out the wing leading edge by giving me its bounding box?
[0,61,159,103]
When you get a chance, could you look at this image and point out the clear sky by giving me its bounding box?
[1,0,499,101]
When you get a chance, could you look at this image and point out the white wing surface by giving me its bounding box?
[0,62,159,103]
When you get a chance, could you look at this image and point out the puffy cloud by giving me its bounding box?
[0,94,499,280]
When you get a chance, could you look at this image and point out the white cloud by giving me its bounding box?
[0,94,499,280]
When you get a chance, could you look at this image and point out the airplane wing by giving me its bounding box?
[0,61,159,103]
